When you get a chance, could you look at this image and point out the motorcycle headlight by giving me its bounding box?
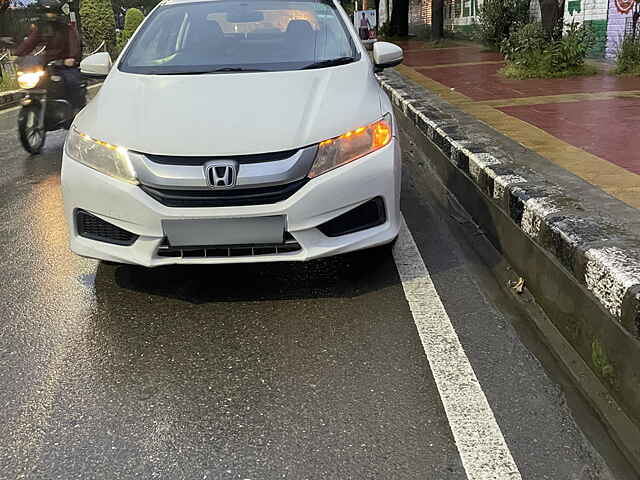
[17,70,44,89]
[308,114,392,178]
[65,128,137,184]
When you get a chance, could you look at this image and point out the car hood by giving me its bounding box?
[76,60,384,156]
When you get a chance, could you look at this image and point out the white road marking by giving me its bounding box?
[393,215,522,480]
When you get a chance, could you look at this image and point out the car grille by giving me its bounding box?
[139,179,308,208]
[157,234,302,258]
[75,209,138,246]
[144,149,300,166]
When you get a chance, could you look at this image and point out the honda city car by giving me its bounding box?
[62,0,404,266]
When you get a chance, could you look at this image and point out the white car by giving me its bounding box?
[62,0,403,266]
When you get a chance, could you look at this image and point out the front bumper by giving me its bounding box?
[61,140,401,266]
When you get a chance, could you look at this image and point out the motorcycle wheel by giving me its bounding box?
[18,105,46,154]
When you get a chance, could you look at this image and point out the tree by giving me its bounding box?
[123,7,143,33]
[115,7,142,53]
[432,0,444,41]
[389,0,408,36]
[1,1,39,43]
[477,0,529,49]
[632,0,639,38]
[111,0,161,15]
[539,0,561,37]
[80,0,116,54]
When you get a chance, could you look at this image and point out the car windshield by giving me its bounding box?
[119,0,359,74]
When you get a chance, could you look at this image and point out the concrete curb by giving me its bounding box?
[379,69,640,469]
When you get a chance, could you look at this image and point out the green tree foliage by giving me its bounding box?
[123,6,143,34]
[615,35,640,75]
[115,7,142,55]
[111,0,160,15]
[476,0,530,50]
[339,0,355,19]
[80,0,116,55]
[501,21,596,78]
[501,21,549,68]
[546,21,594,71]
[1,1,39,42]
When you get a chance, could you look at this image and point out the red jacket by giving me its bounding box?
[15,24,81,64]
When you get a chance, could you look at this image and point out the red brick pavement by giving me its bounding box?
[403,49,503,67]
[392,42,640,176]
[499,97,640,174]
[421,63,640,101]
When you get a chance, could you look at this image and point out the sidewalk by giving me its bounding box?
[380,46,640,469]
[394,41,640,208]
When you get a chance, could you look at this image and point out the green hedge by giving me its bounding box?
[615,35,640,75]
[80,0,116,55]
[476,0,530,49]
[500,21,597,79]
[123,8,144,37]
[116,8,143,55]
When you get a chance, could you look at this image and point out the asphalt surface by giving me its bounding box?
[0,106,631,479]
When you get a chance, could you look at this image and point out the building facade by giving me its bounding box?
[408,0,433,34]
[444,0,482,36]
[403,0,637,58]
[606,0,639,57]
[564,0,609,56]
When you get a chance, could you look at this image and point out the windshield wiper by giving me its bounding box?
[301,57,355,70]
[155,67,267,75]
[207,67,267,73]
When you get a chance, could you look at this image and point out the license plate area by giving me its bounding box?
[162,216,285,247]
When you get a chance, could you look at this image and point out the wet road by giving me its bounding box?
[0,105,631,479]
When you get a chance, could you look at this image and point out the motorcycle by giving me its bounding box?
[16,56,87,154]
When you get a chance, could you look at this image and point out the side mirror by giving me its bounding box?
[80,52,112,78]
[373,42,403,72]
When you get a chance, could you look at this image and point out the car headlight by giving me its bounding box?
[65,128,137,184]
[308,113,392,178]
[17,70,44,89]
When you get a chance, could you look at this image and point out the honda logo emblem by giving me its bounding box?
[204,160,238,189]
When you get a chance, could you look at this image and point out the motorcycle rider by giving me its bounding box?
[14,0,83,111]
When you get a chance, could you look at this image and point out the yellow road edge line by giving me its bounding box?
[402,45,480,53]
[479,90,640,107]
[396,64,472,104]
[395,65,640,209]
[414,61,505,70]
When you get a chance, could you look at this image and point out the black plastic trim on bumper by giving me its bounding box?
[75,209,139,246]
[318,197,386,237]
[157,233,301,258]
